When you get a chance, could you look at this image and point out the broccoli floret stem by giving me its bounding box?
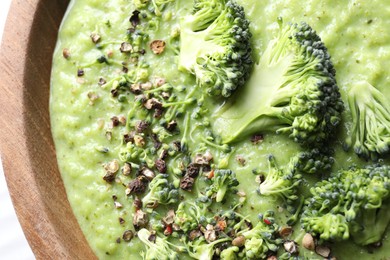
[200,136,231,153]
[144,83,173,94]
[212,48,296,143]
[163,98,195,107]
[216,185,228,203]
[287,197,304,226]
[179,26,222,73]
[351,201,390,246]
[345,81,390,158]
[164,84,197,122]
[213,20,343,145]
[186,237,231,260]
[151,0,174,16]
[180,112,191,151]
[258,155,301,202]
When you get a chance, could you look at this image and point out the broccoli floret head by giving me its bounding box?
[142,174,179,208]
[220,246,239,260]
[301,212,350,241]
[301,165,390,245]
[213,18,344,145]
[238,211,282,259]
[185,236,231,260]
[179,0,253,97]
[258,155,302,203]
[138,228,181,260]
[288,146,334,174]
[174,201,212,232]
[205,169,239,202]
[345,81,390,159]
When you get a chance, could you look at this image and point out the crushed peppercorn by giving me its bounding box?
[90,32,101,43]
[120,42,133,53]
[62,48,71,59]
[150,40,166,55]
[251,134,264,144]
[155,158,167,173]
[122,162,132,176]
[98,77,106,85]
[122,230,134,242]
[129,10,140,27]
[127,176,148,194]
[77,69,84,77]
[180,175,195,191]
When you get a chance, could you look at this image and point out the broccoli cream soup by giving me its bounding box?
[50,0,390,259]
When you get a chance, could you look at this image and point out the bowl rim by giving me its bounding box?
[0,0,96,258]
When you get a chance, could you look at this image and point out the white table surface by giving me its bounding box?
[0,1,36,259]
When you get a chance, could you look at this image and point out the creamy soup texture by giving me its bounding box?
[51,0,390,259]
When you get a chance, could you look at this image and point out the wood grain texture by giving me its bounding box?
[0,0,96,259]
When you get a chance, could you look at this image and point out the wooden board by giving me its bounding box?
[0,0,96,258]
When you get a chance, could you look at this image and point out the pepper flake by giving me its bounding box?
[150,40,166,55]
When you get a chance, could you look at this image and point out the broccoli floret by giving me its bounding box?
[185,236,231,260]
[288,147,334,174]
[301,165,390,245]
[301,212,350,241]
[138,228,181,259]
[258,148,333,206]
[258,155,302,203]
[220,246,239,260]
[345,81,390,159]
[178,0,253,97]
[119,142,155,168]
[205,169,239,202]
[142,174,179,208]
[151,0,174,16]
[350,199,390,246]
[174,201,212,232]
[237,211,282,259]
[133,0,173,15]
[213,18,344,145]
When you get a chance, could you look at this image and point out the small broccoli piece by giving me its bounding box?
[288,147,334,174]
[258,155,301,203]
[351,200,390,246]
[205,169,239,202]
[213,18,344,145]
[185,236,231,260]
[179,0,253,97]
[174,201,212,232]
[345,81,390,159]
[301,165,390,245]
[142,174,179,208]
[119,142,155,169]
[286,197,304,226]
[220,246,239,260]
[143,83,185,95]
[138,228,181,260]
[301,212,350,241]
[200,135,231,153]
[237,211,282,259]
[134,0,149,9]
[151,0,174,16]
